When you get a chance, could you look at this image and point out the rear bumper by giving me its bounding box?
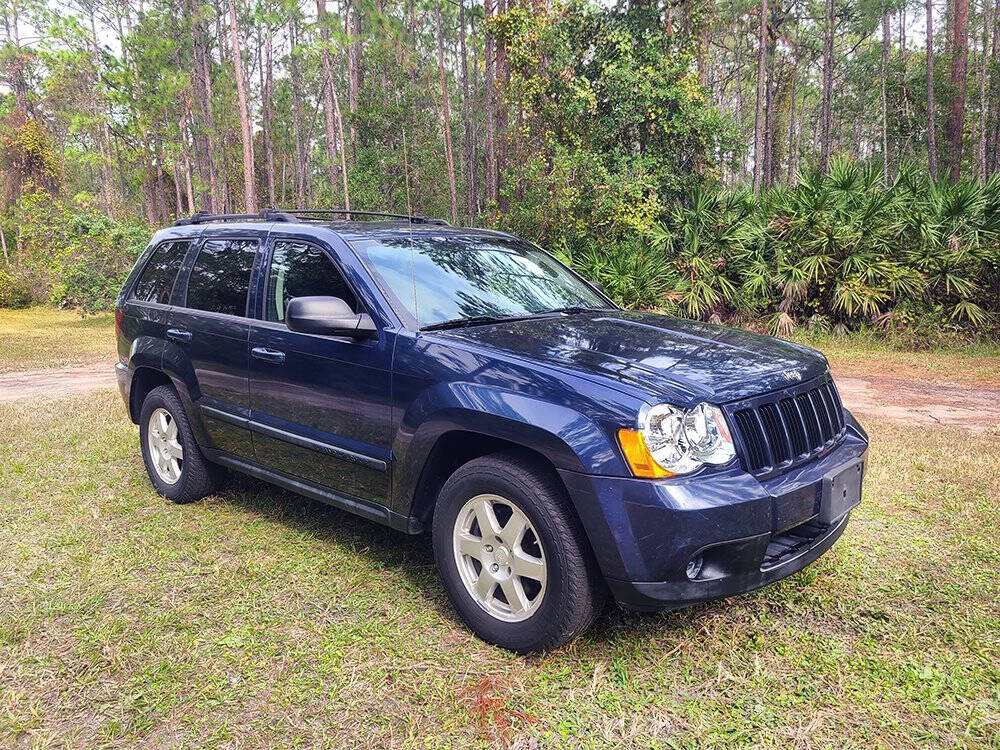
[115,361,131,406]
[558,413,868,610]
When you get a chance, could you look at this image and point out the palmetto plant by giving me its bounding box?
[608,158,1000,334]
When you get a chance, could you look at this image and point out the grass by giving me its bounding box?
[0,307,116,373]
[1,390,998,748]
[789,330,1000,386]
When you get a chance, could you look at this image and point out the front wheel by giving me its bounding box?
[431,452,606,653]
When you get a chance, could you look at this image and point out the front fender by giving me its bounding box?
[390,381,626,514]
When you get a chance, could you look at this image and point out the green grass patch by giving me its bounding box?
[0,307,116,373]
[1,391,998,748]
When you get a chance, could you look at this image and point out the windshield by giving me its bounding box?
[349,233,609,329]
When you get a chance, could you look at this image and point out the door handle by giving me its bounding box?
[251,346,286,364]
[166,328,192,343]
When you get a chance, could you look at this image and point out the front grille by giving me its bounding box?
[731,378,846,475]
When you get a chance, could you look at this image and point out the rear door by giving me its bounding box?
[168,234,262,459]
[248,235,393,506]
[118,238,192,363]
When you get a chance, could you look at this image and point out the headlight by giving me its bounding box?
[618,402,735,478]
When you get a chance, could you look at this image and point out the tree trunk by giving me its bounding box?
[289,17,308,206]
[989,0,1000,174]
[227,0,257,212]
[495,0,509,211]
[348,0,362,159]
[459,0,476,224]
[945,0,970,179]
[186,0,216,211]
[752,0,768,193]
[881,11,891,184]
[820,0,835,173]
[763,46,775,187]
[927,0,939,177]
[261,23,277,206]
[470,13,482,215]
[484,0,498,206]
[318,0,351,211]
[436,0,460,225]
[786,51,798,183]
[978,0,990,178]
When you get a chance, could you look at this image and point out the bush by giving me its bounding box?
[0,268,33,308]
[13,190,150,313]
[561,159,999,341]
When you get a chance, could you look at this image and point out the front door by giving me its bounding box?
[248,237,393,505]
[168,237,259,459]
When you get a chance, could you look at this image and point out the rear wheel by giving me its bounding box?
[139,385,220,504]
[431,452,606,653]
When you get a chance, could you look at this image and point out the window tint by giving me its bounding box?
[132,240,189,304]
[185,239,258,316]
[265,240,358,323]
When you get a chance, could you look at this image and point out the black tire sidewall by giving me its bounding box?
[432,461,580,653]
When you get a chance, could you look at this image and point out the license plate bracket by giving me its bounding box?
[819,457,865,524]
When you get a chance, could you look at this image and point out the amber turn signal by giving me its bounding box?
[617,428,674,478]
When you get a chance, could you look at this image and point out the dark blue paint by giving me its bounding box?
[116,221,870,609]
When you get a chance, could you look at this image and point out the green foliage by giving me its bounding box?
[569,238,675,309]
[0,268,33,308]
[564,158,998,338]
[492,0,731,254]
[14,190,149,312]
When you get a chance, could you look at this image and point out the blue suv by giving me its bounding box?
[115,210,868,653]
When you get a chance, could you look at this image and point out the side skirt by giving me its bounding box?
[207,449,420,534]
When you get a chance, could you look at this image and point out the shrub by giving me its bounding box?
[13,190,150,313]
[0,268,33,308]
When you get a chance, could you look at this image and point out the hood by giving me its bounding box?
[431,311,829,404]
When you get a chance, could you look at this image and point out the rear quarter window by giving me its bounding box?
[184,239,258,317]
[131,240,190,304]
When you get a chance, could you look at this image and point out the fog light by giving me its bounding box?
[686,555,703,580]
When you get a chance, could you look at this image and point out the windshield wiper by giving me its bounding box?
[420,314,530,331]
[548,305,601,315]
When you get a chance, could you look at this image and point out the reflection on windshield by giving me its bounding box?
[351,234,608,328]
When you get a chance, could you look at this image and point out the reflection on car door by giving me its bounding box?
[168,237,259,459]
[248,237,393,506]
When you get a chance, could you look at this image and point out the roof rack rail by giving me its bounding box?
[277,208,451,226]
[174,209,297,226]
[174,208,451,227]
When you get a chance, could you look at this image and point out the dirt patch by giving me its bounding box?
[833,373,1000,433]
[1,362,998,434]
[0,365,117,404]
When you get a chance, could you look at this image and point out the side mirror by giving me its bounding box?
[285,296,377,338]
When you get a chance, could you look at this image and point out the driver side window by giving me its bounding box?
[266,240,359,324]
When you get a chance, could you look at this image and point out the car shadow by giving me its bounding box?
[215,473,729,655]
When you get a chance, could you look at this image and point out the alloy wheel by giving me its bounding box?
[452,493,547,622]
[147,407,183,484]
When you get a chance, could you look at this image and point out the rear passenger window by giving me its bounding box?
[132,241,189,304]
[185,239,257,317]
[265,240,358,323]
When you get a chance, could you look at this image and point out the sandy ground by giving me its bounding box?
[1,362,998,433]
[0,365,118,405]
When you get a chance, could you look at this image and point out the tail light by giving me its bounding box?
[114,307,122,339]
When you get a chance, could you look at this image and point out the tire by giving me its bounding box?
[139,384,220,504]
[431,451,607,653]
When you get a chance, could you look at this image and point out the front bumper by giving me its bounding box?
[558,414,868,611]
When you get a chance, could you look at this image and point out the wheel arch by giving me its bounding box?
[406,430,573,532]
